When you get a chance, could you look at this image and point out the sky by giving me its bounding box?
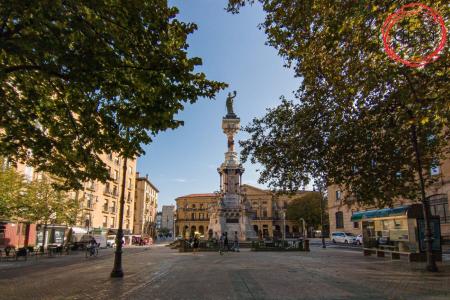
[137,0,300,207]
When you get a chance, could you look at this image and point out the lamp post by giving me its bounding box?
[319,191,326,249]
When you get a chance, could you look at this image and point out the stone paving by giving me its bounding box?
[0,243,449,300]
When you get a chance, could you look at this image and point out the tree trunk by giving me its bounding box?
[411,124,437,272]
[111,157,127,277]
[319,189,326,249]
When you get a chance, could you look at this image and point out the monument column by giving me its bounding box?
[208,91,256,240]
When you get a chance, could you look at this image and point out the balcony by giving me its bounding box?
[86,183,96,191]
[84,202,95,210]
[104,188,112,196]
[177,218,209,222]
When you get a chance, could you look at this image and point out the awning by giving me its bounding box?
[351,205,410,221]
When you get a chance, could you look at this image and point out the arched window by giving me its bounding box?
[336,211,344,229]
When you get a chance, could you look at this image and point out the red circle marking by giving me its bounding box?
[382,3,447,68]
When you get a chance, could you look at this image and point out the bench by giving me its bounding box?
[363,247,412,261]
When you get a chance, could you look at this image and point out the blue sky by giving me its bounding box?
[137,0,300,207]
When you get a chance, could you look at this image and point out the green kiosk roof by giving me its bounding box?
[350,205,410,221]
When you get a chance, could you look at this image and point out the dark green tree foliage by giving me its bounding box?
[286,192,322,229]
[0,0,226,189]
[230,0,449,207]
[230,0,448,271]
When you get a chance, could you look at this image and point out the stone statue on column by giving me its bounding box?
[226,91,237,118]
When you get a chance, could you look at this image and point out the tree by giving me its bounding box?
[158,227,170,237]
[1,1,226,277]
[19,175,78,248]
[229,1,449,271]
[0,0,227,190]
[286,192,322,230]
[0,161,26,220]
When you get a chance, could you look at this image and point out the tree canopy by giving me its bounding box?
[1,0,226,189]
[231,0,449,207]
[286,192,323,229]
[0,162,25,220]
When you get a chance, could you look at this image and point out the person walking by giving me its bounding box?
[233,231,240,252]
[224,232,229,252]
[219,233,225,255]
[193,235,199,254]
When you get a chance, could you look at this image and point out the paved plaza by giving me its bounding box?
[0,243,449,300]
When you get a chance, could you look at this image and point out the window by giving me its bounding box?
[24,165,34,181]
[262,208,268,218]
[128,166,133,175]
[335,190,341,201]
[108,153,113,160]
[111,217,115,228]
[103,216,108,228]
[111,201,116,213]
[353,222,359,229]
[429,195,449,224]
[128,178,132,189]
[335,211,344,229]
[86,194,94,208]
[103,200,109,212]
[113,170,119,181]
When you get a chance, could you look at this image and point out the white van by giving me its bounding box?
[331,232,356,244]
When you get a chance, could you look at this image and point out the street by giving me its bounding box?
[1,243,449,300]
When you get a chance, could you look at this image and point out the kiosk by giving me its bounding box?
[351,204,442,261]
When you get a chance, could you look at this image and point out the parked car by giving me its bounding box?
[106,235,116,248]
[331,232,357,244]
[355,234,363,245]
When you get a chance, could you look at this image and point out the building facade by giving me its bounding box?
[161,205,175,236]
[133,173,158,237]
[328,158,450,239]
[175,185,313,239]
[78,154,137,234]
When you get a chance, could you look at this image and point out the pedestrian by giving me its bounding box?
[219,233,225,255]
[233,231,240,252]
[224,232,229,251]
[193,235,199,253]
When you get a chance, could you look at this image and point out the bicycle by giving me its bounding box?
[85,243,99,258]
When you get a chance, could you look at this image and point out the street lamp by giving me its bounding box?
[314,183,327,249]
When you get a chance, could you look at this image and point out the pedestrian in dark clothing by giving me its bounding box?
[224,232,229,251]
[193,235,199,253]
[233,231,240,252]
